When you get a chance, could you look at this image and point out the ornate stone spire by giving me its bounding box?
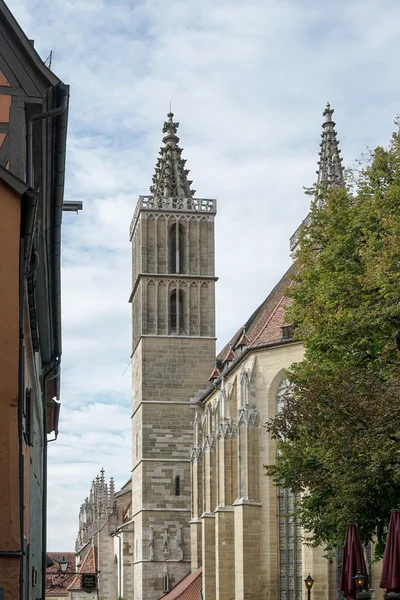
[316,103,344,192]
[290,103,345,251]
[149,112,196,205]
[109,477,115,508]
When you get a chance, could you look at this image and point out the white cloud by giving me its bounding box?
[7,0,400,550]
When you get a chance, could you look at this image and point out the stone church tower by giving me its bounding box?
[129,112,217,599]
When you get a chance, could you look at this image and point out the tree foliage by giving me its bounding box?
[266,122,400,558]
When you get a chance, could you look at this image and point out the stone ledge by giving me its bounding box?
[232,497,262,507]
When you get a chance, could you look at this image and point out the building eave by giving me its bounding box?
[0,0,60,87]
[0,165,30,196]
[197,339,301,405]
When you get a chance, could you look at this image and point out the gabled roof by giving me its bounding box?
[196,265,297,403]
[68,546,97,590]
[217,263,296,363]
[0,0,60,89]
[161,568,202,600]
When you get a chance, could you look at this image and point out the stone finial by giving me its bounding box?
[149,112,196,203]
[109,477,115,509]
[316,102,344,202]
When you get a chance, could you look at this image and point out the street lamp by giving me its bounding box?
[58,556,69,573]
[50,558,98,593]
[304,574,314,600]
[353,572,366,592]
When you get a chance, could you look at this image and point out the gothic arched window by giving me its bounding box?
[169,222,184,274]
[276,379,302,600]
[240,370,249,407]
[162,571,170,593]
[175,475,180,496]
[170,289,184,332]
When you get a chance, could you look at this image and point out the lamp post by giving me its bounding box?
[353,572,366,593]
[305,574,314,600]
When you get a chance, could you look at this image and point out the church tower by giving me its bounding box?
[129,113,217,599]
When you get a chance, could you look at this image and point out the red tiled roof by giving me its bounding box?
[249,295,292,347]
[45,552,76,597]
[161,568,202,600]
[68,546,97,590]
[217,264,296,362]
[235,329,250,349]
[222,348,235,364]
[208,366,221,381]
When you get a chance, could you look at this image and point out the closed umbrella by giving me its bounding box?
[380,510,400,593]
[339,523,368,599]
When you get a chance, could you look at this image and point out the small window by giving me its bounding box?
[169,223,184,274]
[175,475,180,496]
[281,325,294,341]
[162,572,170,593]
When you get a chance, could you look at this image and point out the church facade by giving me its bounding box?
[73,106,382,600]
[186,105,383,600]
[129,105,383,600]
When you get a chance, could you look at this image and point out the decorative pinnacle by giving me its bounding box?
[316,103,344,196]
[149,112,196,202]
[162,112,180,145]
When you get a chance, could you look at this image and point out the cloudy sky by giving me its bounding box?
[8,0,400,550]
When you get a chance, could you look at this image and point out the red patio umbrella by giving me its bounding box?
[339,523,368,599]
[380,510,400,593]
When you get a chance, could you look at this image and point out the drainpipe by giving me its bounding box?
[18,239,26,600]
[26,89,68,188]
[113,532,123,598]
[41,360,60,600]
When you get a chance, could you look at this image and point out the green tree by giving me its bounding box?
[266,122,400,557]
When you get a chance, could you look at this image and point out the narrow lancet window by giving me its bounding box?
[175,475,180,496]
[169,223,184,274]
[170,289,184,332]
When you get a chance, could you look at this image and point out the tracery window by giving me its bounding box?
[170,289,184,332]
[276,379,302,600]
[169,222,184,274]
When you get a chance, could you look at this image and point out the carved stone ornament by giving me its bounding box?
[149,526,155,561]
[203,433,216,452]
[162,526,171,560]
[237,406,260,427]
[217,418,232,439]
[177,526,184,561]
[190,445,203,462]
